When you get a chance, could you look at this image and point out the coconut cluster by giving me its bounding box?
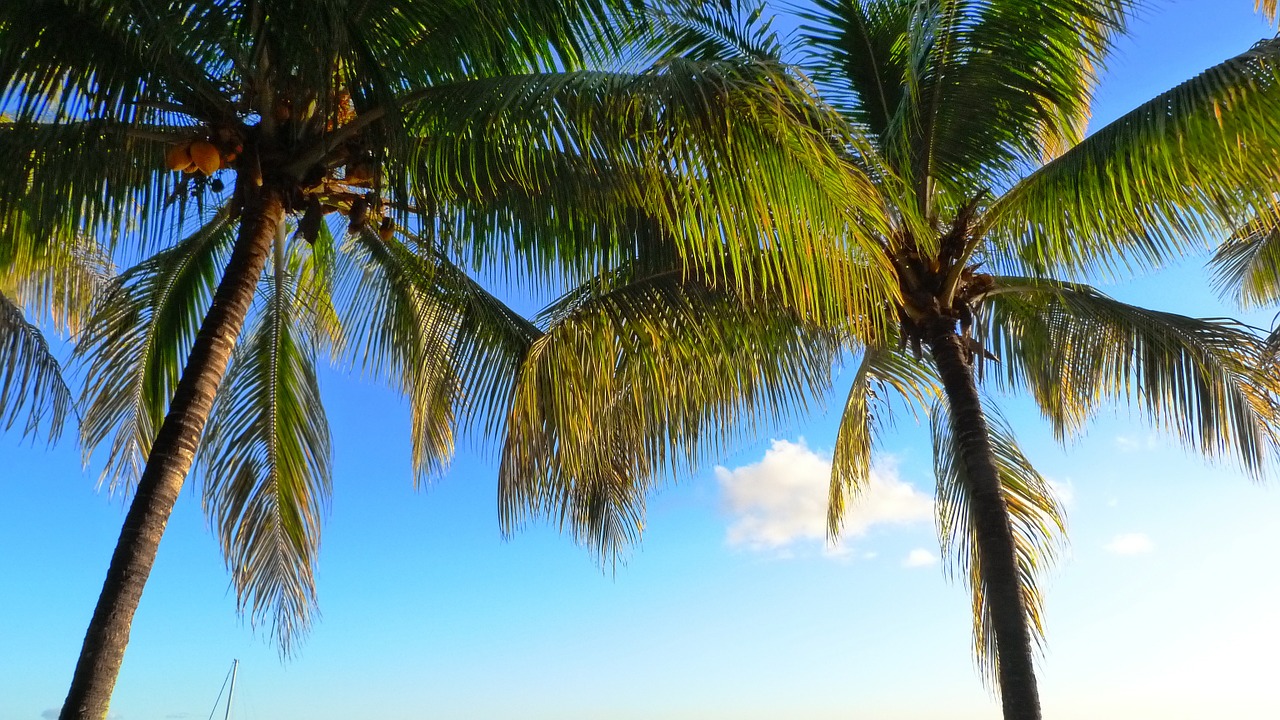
[164,135,242,175]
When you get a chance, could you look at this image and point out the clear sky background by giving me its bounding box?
[4,2,1280,719]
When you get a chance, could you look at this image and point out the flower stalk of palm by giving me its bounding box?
[497,3,1280,719]
[0,2,896,719]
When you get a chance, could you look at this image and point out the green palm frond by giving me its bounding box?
[1209,207,1280,308]
[0,288,72,441]
[829,344,940,537]
[338,225,539,484]
[344,0,637,79]
[0,1,228,122]
[501,271,840,562]
[0,119,191,255]
[199,233,332,656]
[0,230,112,335]
[76,211,235,494]
[336,226,459,485]
[932,402,1066,686]
[983,36,1280,278]
[977,278,1280,478]
[639,0,786,63]
[804,0,1127,201]
[402,61,897,328]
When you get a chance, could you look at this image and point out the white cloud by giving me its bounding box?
[902,548,938,568]
[716,439,933,554]
[1105,532,1155,555]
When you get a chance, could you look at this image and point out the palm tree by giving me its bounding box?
[0,2,889,718]
[497,3,1280,719]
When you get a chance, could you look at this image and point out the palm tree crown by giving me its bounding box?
[500,3,1280,719]
[0,2,888,718]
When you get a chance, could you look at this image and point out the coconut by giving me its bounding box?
[188,140,221,175]
[165,142,193,172]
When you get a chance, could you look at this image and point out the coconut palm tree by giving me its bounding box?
[0,2,889,718]
[497,3,1280,719]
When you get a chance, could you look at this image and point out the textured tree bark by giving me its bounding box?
[925,317,1042,720]
[60,182,285,720]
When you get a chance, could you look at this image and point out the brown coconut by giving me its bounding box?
[188,140,222,175]
[165,142,193,172]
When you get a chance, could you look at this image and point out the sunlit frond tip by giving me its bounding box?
[198,260,332,654]
[0,290,73,442]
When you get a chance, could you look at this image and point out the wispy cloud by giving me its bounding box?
[716,439,932,555]
[1046,477,1075,506]
[1105,532,1154,555]
[902,548,938,568]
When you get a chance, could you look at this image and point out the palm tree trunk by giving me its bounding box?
[924,317,1042,720]
[60,182,286,720]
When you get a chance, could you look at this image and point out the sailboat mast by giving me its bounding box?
[223,659,239,720]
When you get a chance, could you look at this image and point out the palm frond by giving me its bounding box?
[199,233,332,655]
[931,401,1066,687]
[337,225,539,485]
[0,229,112,335]
[983,36,1280,278]
[1209,207,1280,308]
[639,0,786,63]
[76,211,235,494]
[803,0,1127,201]
[401,61,897,329]
[829,344,939,538]
[0,288,72,442]
[0,0,229,122]
[976,277,1280,478]
[501,271,840,562]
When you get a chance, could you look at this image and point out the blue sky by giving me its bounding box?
[4,3,1280,719]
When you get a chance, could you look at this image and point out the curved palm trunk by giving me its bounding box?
[60,182,285,720]
[924,317,1041,720]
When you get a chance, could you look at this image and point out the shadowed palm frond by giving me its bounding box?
[0,118,193,256]
[829,344,940,538]
[977,277,1280,478]
[76,211,235,494]
[500,271,840,562]
[983,36,1280,278]
[0,289,72,442]
[639,0,786,63]
[932,402,1067,687]
[0,0,230,123]
[199,231,332,656]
